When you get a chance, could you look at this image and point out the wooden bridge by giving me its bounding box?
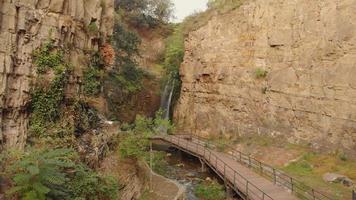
[152,135,334,200]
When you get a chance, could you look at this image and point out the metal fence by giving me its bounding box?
[161,135,273,200]
[176,134,333,200]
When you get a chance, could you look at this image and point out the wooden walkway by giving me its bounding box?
[152,135,332,200]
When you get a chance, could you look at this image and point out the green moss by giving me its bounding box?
[255,68,268,79]
[87,22,99,34]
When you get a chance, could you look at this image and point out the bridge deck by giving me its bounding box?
[153,135,297,200]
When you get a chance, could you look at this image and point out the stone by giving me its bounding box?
[0,0,114,149]
[323,173,354,187]
[174,0,356,154]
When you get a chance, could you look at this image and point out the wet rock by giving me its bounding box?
[323,173,353,187]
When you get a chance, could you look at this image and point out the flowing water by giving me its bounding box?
[160,80,175,120]
[162,148,214,200]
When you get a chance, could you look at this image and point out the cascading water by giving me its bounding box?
[160,80,175,120]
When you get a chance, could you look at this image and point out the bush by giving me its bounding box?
[144,151,169,176]
[195,180,226,200]
[33,40,64,74]
[119,113,174,159]
[83,51,106,96]
[6,148,76,200]
[4,148,119,200]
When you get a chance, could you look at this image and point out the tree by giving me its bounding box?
[147,0,174,22]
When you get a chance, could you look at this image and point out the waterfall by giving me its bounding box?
[160,80,175,120]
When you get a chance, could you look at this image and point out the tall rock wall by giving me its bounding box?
[175,0,356,153]
[0,0,114,148]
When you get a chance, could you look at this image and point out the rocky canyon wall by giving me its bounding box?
[174,0,356,153]
[0,0,114,148]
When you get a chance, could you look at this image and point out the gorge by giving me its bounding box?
[1,0,356,200]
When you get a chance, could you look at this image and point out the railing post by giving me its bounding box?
[246,181,249,197]
[259,161,263,174]
[239,152,242,162]
[224,164,226,186]
[273,168,276,184]
[233,172,236,188]
[312,189,316,200]
[290,177,294,193]
[353,190,356,200]
[248,156,251,167]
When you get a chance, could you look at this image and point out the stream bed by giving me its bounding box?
[153,144,224,200]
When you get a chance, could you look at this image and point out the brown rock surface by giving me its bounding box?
[174,0,356,154]
[0,0,114,148]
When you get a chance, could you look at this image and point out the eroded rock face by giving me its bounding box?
[0,0,114,148]
[174,0,356,154]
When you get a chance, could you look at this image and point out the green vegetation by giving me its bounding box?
[194,180,226,200]
[144,151,169,176]
[255,68,268,79]
[282,152,356,200]
[30,40,71,136]
[33,39,64,74]
[2,148,118,200]
[109,23,144,93]
[119,113,174,159]
[30,40,100,147]
[87,22,99,34]
[161,27,184,105]
[83,52,105,96]
[115,0,174,28]
[182,0,245,34]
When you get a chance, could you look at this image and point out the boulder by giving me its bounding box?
[323,173,353,187]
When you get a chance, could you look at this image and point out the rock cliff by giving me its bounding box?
[0,0,114,148]
[175,0,356,154]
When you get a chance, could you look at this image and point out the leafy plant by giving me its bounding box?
[33,39,64,74]
[195,180,226,200]
[5,148,119,200]
[119,113,174,159]
[6,148,76,200]
[67,164,118,200]
[144,151,169,176]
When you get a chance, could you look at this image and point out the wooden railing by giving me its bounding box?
[160,135,274,200]
[352,190,356,200]
[174,134,334,200]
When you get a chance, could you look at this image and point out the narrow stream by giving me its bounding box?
[164,149,211,200]
[153,144,227,200]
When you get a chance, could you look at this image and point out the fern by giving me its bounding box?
[5,148,119,200]
[7,148,75,200]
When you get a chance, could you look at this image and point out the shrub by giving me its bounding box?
[195,180,226,200]
[144,151,169,176]
[67,164,119,200]
[119,113,174,159]
[87,22,99,34]
[255,68,268,79]
[6,148,76,200]
[33,40,63,74]
[4,148,119,200]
